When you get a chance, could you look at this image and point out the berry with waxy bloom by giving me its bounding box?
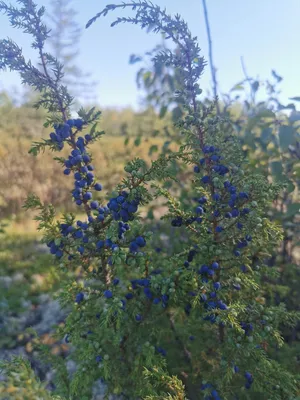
[104,290,113,299]
[75,292,84,304]
[90,201,99,209]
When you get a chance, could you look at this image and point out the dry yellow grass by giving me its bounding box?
[0,134,175,220]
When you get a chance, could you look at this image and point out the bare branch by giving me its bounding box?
[201,0,220,115]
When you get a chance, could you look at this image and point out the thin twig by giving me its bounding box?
[240,56,255,105]
[167,312,199,400]
[202,0,220,115]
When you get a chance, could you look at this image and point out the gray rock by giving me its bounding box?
[35,243,49,253]
[12,272,24,282]
[92,379,108,400]
[32,300,67,335]
[66,359,77,378]
[0,346,26,361]
[92,379,123,400]
[38,293,51,304]
[0,276,13,289]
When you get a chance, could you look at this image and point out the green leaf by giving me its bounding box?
[124,137,130,146]
[29,147,38,156]
[289,96,300,102]
[172,106,183,122]
[148,145,158,156]
[287,180,296,193]
[90,122,98,135]
[286,203,300,218]
[289,111,300,123]
[162,141,171,151]
[159,105,168,119]
[246,109,275,130]
[256,109,275,119]
[134,136,141,147]
[129,54,142,64]
[152,129,160,137]
[230,83,244,91]
[244,100,250,110]
[270,161,284,181]
[251,81,259,93]
[271,69,283,82]
[279,125,295,151]
[143,71,152,87]
[260,128,272,144]
[167,74,175,91]
[147,209,154,220]
[243,130,256,149]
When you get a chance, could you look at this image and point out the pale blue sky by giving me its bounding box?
[0,0,299,109]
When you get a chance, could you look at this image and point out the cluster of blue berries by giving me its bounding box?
[129,235,146,253]
[173,143,255,325]
[155,346,167,357]
[244,371,254,389]
[200,383,221,400]
[67,164,102,209]
[171,143,252,243]
[73,272,170,321]
[108,192,140,222]
[127,277,169,309]
[118,221,130,239]
[47,240,64,259]
[232,364,254,390]
[46,119,147,261]
[49,119,83,150]
[58,220,90,257]
[240,321,254,336]
[50,119,105,209]
[194,145,229,179]
[171,216,183,227]
[96,238,117,252]
[182,257,227,321]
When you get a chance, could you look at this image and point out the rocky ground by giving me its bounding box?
[0,242,120,399]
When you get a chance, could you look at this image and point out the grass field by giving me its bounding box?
[0,134,176,219]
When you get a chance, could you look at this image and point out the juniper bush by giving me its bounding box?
[0,1,299,399]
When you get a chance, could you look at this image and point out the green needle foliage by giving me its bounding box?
[0,1,299,399]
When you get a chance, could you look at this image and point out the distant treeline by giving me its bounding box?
[0,90,174,139]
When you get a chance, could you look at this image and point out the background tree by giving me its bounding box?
[46,0,98,105]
